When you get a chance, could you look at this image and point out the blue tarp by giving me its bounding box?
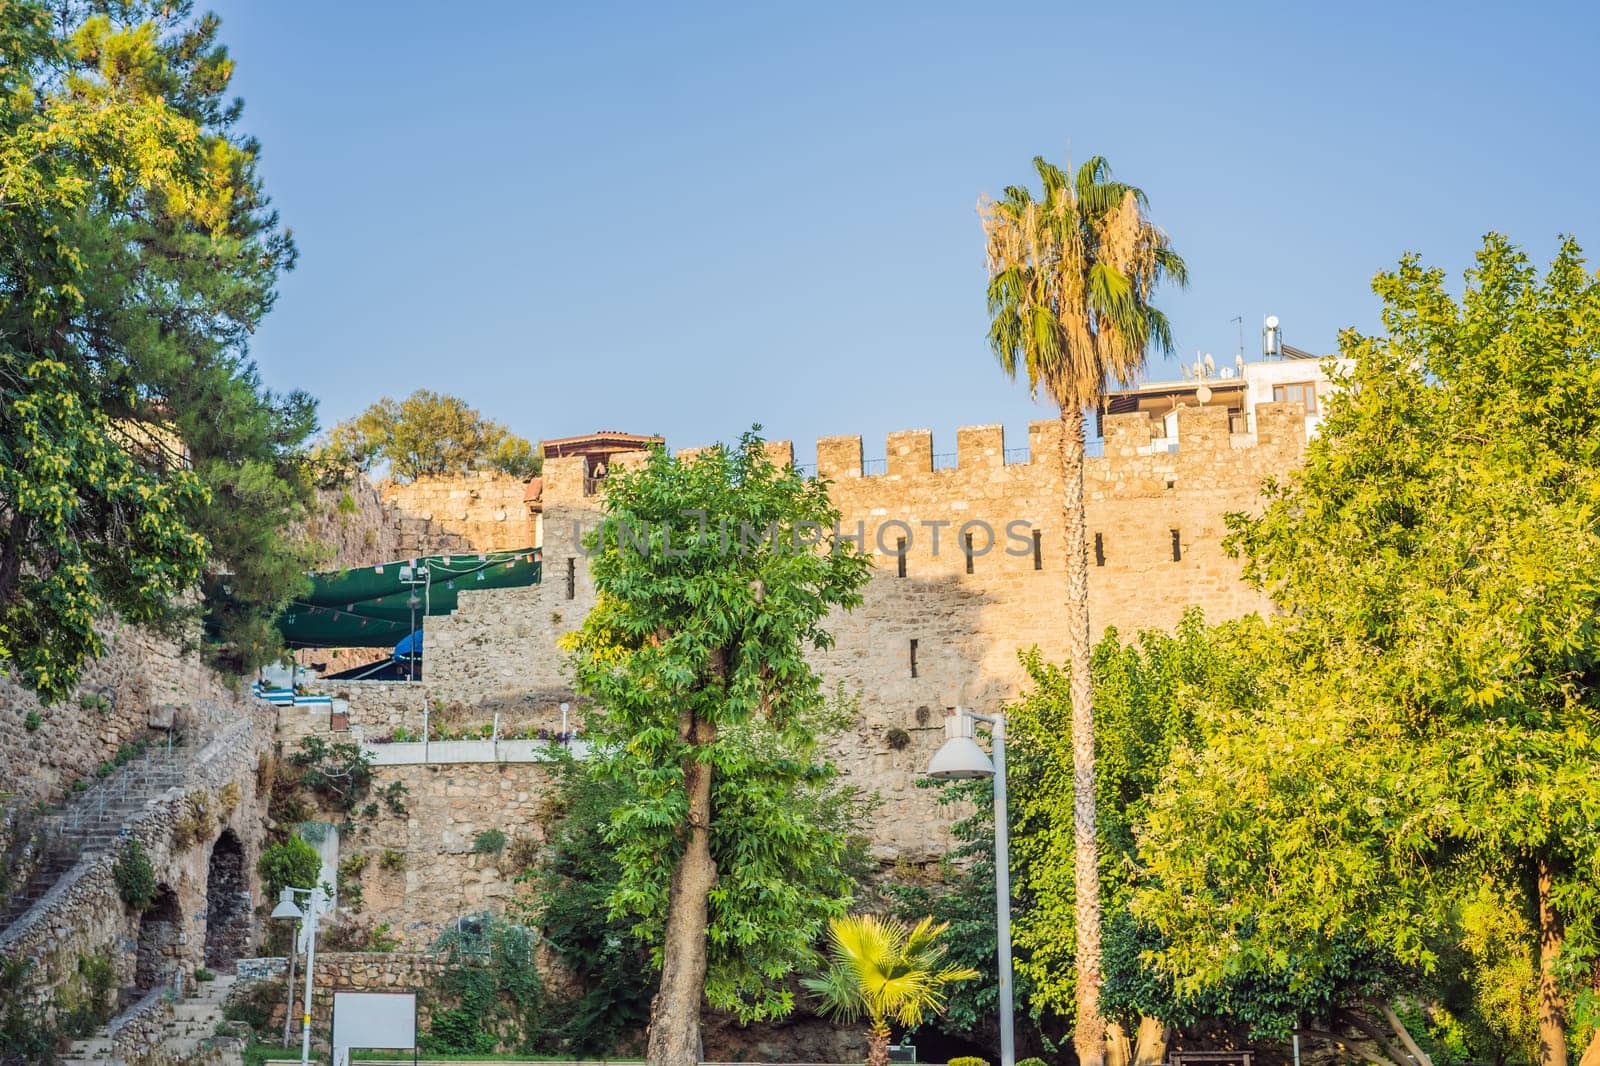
[393,629,423,663]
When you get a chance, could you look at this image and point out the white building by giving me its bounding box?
[1096,321,1347,452]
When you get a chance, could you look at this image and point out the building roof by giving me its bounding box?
[540,430,664,458]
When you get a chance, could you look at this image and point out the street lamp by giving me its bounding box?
[926,708,1015,1066]
[272,885,327,1066]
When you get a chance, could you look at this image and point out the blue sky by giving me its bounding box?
[210,0,1599,465]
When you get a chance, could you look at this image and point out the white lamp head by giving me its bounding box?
[271,887,302,921]
[925,710,995,780]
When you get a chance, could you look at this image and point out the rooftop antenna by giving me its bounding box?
[1230,315,1244,365]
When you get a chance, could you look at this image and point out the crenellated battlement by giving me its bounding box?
[536,400,1307,509]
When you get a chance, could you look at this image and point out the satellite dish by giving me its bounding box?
[1265,315,1280,329]
[1196,385,1213,404]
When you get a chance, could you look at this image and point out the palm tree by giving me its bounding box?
[979,155,1186,1066]
[803,914,980,1066]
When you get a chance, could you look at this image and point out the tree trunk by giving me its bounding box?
[646,702,719,1066]
[866,1021,892,1066]
[1337,1007,1413,1066]
[1578,1030,1600,1066]
[1378,1000,1433,1066]
[1538,856,1568,1066]
[1059,405,1105,1066]
[1107,1021,1132,1066]
[1133,1015,1171,1066]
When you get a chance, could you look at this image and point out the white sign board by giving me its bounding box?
[332,991,416,1051]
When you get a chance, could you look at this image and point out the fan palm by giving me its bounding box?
[979,154,1186,1066]
[803,914,979,1066]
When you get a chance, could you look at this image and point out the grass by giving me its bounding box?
[248,1048,646,1065]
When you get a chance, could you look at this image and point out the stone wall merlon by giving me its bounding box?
[957,424,1006,469]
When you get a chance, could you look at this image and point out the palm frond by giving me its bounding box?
[807,913,977,1034]
[979,150,1183,411]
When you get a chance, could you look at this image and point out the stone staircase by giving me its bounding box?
[57,973,240,1065]
[0,748,186,932]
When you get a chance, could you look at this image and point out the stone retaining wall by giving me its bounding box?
[0,620,239,812]
[0,711,273,1032]
[230,951,446,1038]
[336,762,555,947]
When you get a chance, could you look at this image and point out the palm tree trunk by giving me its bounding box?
[1058,404,1105,1066]
[1538,856,1568,1066]
[865,1021,892,1066]
[646,701,718,1066]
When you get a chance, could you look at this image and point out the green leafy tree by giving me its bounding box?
[257,834,320,899]
[523,753,655,1055]
[804,914,979,1066]
[324,390,540,481]
[0,0,317,698]
[566,430,871,1066]
[979,154,1186,1066]
[1134,235,1600,1066]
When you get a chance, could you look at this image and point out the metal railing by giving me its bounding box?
[932,451,958,470]
[1003,446,1030,465]
[860,458,887,476]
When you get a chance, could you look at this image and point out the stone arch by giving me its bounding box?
[204,828,250,969]
[135,884,181,991]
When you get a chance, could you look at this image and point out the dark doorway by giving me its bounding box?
[135,885,181,991]
[204,829,250,969]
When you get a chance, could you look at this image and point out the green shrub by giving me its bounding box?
[222,980,281,1034]
[173,792,214,848]
[424,1007,496,1054]
[296,820,330,844]
[257,834,321,899]
[505,835,540,873]
[1,958,55,1060]
[1017,1058,1048,1066]
[113,839,157,910]
[950,1057,990,1066]
[471,828,507,855]
[59,951,117,1034]
[379,849,406,872]
[194,968,215,982]
[424,916,543,1054]
[22,711,40,732]
[338,852,368,912]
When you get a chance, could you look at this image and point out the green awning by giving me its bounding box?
[276,548,541,649]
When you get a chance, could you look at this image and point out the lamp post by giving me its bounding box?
[272,885,327,1066]
[926,707,1015,1066]
[399,562,426,682]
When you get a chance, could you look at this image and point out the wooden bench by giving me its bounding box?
[1171,1051,1254,1066]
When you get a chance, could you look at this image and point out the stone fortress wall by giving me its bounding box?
[378,470,537,553]
[266,401,1307,949]
[400,399,1307,865]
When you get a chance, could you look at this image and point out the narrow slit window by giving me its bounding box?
[964,532,975,575]
[1170,529,1182,562]
[897,537,907,578]
[1034,530,1045,570]
[909,639,919,678]
[1093,532,1104,567]
[566,557,576,599]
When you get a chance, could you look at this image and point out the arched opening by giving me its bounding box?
[134,884,181,992]
[204,829,250,969]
